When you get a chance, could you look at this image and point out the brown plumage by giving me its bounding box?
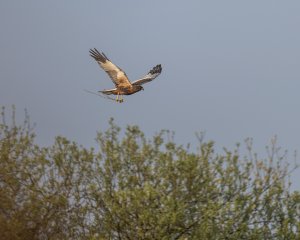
[89,48,162,103]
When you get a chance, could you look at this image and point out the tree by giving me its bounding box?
[0,107,299,239]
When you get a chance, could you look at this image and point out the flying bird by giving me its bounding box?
[89,48,162,103]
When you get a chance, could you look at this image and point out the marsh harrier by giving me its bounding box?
[89,48,162,102]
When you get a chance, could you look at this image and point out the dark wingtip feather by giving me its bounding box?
[89,48,107,63]
[101,52,110,60]
[149,64,162,74]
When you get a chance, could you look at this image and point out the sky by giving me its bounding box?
[1,1,300,189]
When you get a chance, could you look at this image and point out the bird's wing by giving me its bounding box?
[131,64,162,86]
[89,48,132,88]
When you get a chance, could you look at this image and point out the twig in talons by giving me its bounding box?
[84,89,119,102]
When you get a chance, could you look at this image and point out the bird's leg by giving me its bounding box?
[116,93,119,102]
[120,95,123,103]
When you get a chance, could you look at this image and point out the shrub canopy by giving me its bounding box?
[0,108,299,239]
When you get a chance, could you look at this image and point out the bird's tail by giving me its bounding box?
[98,88,116,95]
[84,89,116,101]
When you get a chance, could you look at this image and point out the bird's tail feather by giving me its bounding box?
[98,88,116,95]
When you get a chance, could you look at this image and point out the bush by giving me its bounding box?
[0,107,299,239]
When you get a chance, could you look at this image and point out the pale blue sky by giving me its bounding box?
[1,1,300,188]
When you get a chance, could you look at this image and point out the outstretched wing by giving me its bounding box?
[89,48,132,88]
[131,64,162,86]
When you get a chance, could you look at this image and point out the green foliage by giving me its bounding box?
[0,107,299,239]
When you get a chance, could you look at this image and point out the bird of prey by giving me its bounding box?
[89,48,162,103]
